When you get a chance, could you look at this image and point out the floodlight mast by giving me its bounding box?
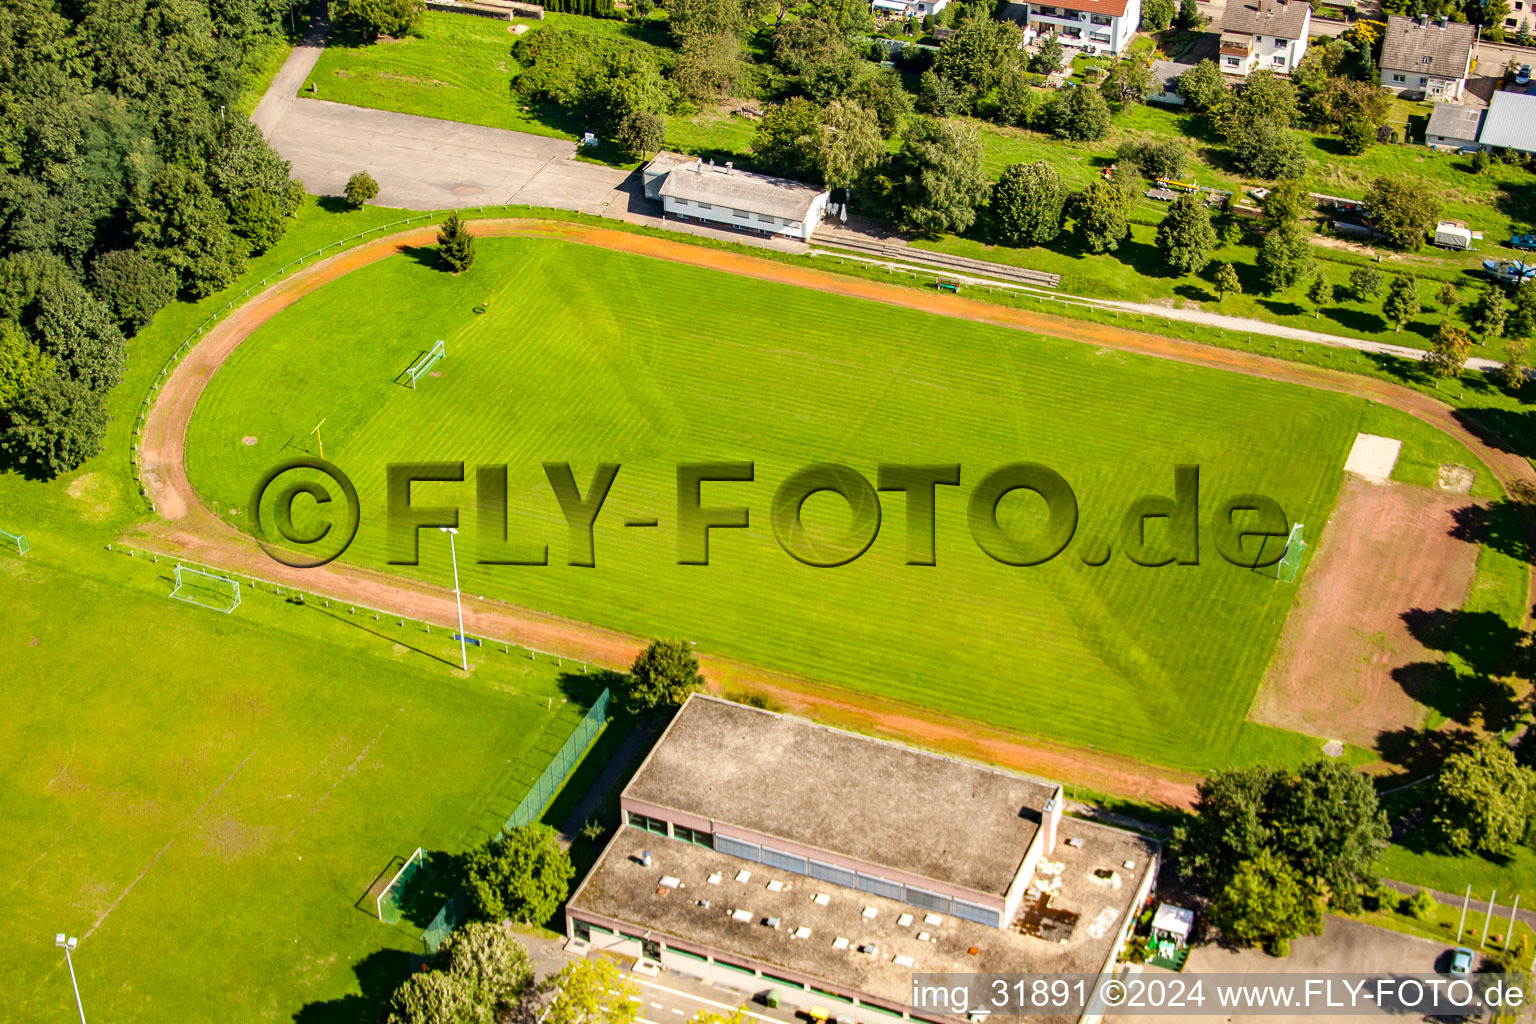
[440,527,468,672]
[54,934,87,1024]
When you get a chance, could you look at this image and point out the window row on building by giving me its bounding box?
[711,832,1003,927]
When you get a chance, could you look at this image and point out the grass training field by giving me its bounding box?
[302,12,1536,360]
[1,531,594,1023]
[185,233,1479,771]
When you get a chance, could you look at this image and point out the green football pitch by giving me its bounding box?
[1,541,593,1023]
[187,235,1463,770]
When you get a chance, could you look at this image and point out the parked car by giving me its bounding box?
[1449,946,1475,975]
[1509,234,1536,251]
[1518,64,1532,85]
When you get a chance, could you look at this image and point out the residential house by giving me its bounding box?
[1378,15,1474,100]
[1219,0,1310,77]
[869,0,948,18]
[1148,59,1196,104]
[1026,0,1143,55]
[1480,90,1536,155]
[1424,102,1484,151]
[644,152,830,242]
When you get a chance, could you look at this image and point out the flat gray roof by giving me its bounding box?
[1426,102,1483,141]
[624,697,1058,896]
[569,825,1158,1019]
[1481,90,1536,152]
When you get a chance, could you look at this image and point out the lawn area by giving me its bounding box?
[185,233,1466,772]
[0,534,596,1023]
[304,10,681,157]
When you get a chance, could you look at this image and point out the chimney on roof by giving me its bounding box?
[1438,14,1447,26]
[1419,13,1429,26]
[1041,795,1061,855]
[726,161,733,174]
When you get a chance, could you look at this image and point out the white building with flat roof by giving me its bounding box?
[566,696,1161,1024]
[644,152,830,242]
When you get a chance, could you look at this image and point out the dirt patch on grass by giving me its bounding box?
[65,472,117,522]
[378,72,448,87]
[1438,464,1475,494]
[1250,476,1483,749]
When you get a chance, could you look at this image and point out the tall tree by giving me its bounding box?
[385,970,481,1024]
[1430,741,1535,856]
[1211,849,1323,955]
[1348,266,1384,301]
[1426,321,1472,377]
[440,920,536,1012]
[437,211,476,274]
[546,959,641,1024]
[330,0,425,39]
[1382,275,1421,333]
[1067,180,1133,253]
[0,319,50,408]
[1307,276,1334,317]
[1173,761,1388,914]
[1214,261,1242,300]
[1155,192,1218,275]
[1469,286,1509,339]
[1365,176,1440,251]
[1173,59,1226,110]
[932,16,1023,94]
[627,637,707,710]
[887,116,988,235]
[1100,53,1153,106]
[463,824,575,924]
[1261,178,1310,232]
[1257,224,1314,293]
[1050,85,1112,141]
[990,162,1065,246]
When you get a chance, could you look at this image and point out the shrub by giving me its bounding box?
[344,171,379,208]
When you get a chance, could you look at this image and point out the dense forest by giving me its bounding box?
[0,0,301,477]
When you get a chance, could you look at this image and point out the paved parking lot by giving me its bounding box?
[1109,916,1456,1024]
[267,99,632,214]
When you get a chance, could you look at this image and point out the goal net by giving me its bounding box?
[0,527,26,555]
[169,564,242,613]
[377,848,426,923]
[1276,523,1306,583]
[406,340,445,389]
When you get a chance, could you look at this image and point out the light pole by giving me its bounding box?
[54,934,87,1024]
[439,527,468,672]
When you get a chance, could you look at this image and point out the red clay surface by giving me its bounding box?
[131,219,1536,809]
[1252,476,1484,748]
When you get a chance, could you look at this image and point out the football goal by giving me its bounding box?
[168,564,242,613]
[405,340,445,389]
[1276,523,1306,583]
[377,848,426,923]
[0,527,27,556]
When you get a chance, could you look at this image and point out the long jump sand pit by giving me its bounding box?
[1250,475,1483,749]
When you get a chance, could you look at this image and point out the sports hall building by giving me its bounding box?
[564,695,1159,1024]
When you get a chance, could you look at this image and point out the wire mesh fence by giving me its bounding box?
[420,687,610,954]
[505,688,610,832]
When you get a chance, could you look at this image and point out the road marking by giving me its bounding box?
[635,978,788,1024]
[672,1010,687,1016]
[653,1003,666,1010]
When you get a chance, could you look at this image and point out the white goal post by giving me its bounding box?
[377,847,426,922]
[169,564,242,613]
[406,340,445,389]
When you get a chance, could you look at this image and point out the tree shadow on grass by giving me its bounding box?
[400,244,448,272]
[1376,722,1478,775]
[1392,608,1528,729]
[1174,282,1216,303]
[316,195,357,214]
[1449,499,1534,564]
[1257,298,1304,318]
[293,948,419,1024]
[1326,305,1390,336]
